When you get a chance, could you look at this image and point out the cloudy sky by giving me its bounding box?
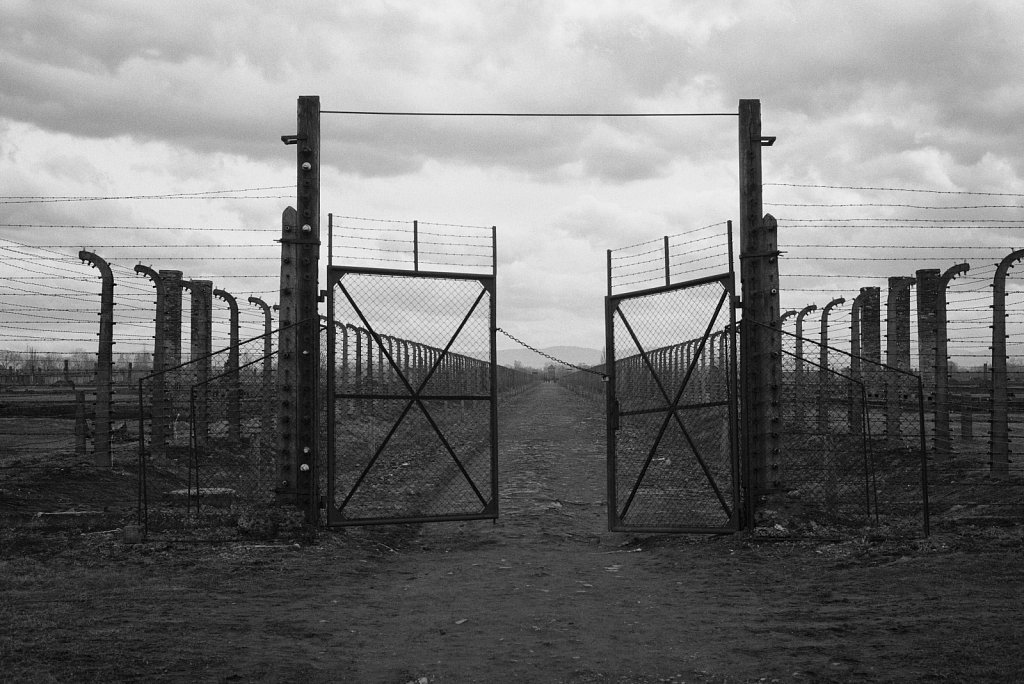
[3,1,1024,363]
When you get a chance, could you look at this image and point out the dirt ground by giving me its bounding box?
[2,382,1023,683]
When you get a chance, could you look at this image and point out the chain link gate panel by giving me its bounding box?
[327,266,498,526]
[606,274,740,532]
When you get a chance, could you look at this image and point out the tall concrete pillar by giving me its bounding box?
[818,297,846,434]
[934,264,969,457]
[916,269,942,395]
[794,304,817,376]
[991,250,1024,477]
[886,277,915,372]
[886,276,916,443]
[860,287,881,366]
[185,280,213,452]
[159,271,183,368]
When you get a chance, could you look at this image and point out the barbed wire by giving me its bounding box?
[767,202,1024,209]
[608,222,729,255]
[779,217,1024,224]
[764,182,1024,197]
[782,243,1023,251]
[0,186,292,204]
[0,223,278,232]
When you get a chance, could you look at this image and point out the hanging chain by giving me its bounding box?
[495,327,607,379]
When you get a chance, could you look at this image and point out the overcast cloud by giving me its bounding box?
[2,1,1024,354]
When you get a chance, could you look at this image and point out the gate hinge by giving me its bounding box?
[611,400,620,431]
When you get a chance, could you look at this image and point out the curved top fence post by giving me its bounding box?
[794,304,817,375]
[991,250,1024,477]
[819,298,846,363]
[135,264,169,458]
[817,297,846,434]
[934,263,969,458]
[79,251,114,467]
[214,288,241,443]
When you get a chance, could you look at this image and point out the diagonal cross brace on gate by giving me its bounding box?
[326,262,499,526]
[611,275,735,524]
[606,262,740,534]
[332,277,492,514]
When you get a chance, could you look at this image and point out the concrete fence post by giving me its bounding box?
[849,291,864,434]
[915,269,942,397]
[79,250,114,467]
[794,304,817,376]
[214,288,241,443]
[738,98,781,499]
[934,263,969,458]
[885,276,915,443]
[159,271,183,368]
[135,265,169,458]
[248,296,275,479]
[183,279,213,455]
[991,250,1024,478]
[818,297,846,434]
[278,95,321,518]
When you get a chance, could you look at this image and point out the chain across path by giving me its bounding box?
[495,327,607,379]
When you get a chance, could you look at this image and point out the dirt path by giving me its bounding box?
[3,382,1023,683]
[228,383,1023,682]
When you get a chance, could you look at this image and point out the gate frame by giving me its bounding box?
[325,264,499,526]
[605,267,741,534]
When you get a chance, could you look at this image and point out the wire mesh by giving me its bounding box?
[138,325,294,541]
[760,325,929,538]
[328,269,500,524]
[560,364,608,402]
[608,277,738,531]
[770,182,1024,529]
[925,388,1024,528]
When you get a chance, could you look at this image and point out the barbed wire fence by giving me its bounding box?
[768,182,1024,528]
[0,186,291,533]
[5,179,1024,536]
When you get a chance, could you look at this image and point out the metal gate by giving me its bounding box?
[606,272,740,532]
[326,266,498,526]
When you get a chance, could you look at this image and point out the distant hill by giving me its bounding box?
[496,345,603,370]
